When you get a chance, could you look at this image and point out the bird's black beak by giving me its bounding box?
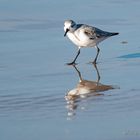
[64,29,69,37]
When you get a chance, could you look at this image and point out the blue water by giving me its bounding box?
[118,53,140,58]
[0,0,140,140]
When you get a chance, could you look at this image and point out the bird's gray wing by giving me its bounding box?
[82,25,109,39]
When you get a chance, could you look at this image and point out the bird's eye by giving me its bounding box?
[71,24,74,27]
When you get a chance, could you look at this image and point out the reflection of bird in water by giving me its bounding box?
[65,63,114,101]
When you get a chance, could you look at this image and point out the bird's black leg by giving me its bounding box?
[67,49,80,65]
[93,45,100,64]
[93,63,100,85]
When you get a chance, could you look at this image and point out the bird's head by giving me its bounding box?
[64,20,76,37]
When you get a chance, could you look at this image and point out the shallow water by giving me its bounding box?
[0,0,140,140]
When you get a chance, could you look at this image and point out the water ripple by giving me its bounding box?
[118,53,140,59]
[65,88,140,118]
[0,92,66,120]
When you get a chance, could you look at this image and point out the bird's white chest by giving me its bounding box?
[67,32,81,46]
[67,30,95,47]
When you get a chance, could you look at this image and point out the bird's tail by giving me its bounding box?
[110,32,119,36]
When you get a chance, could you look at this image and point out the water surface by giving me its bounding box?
[0,0,140,140]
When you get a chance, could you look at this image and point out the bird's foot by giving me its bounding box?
[66,61,77,66]
[87,60,98,65]
[92,60,97,65]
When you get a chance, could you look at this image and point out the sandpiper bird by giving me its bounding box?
[64,19,119,65]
